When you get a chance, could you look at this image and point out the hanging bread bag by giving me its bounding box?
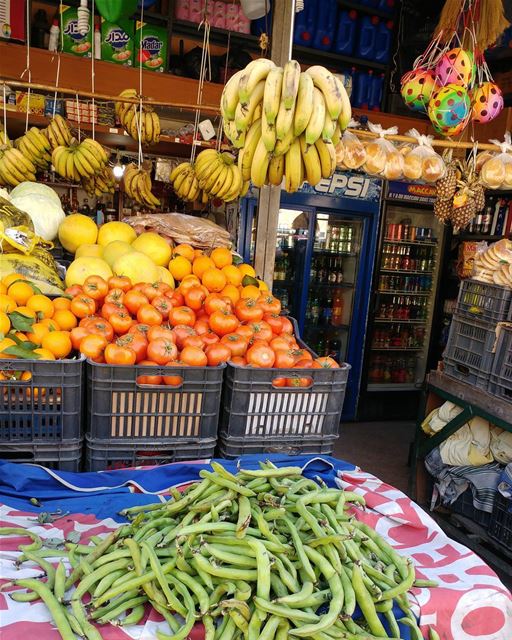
[403,129,446,183]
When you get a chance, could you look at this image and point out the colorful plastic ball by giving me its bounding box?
[400,68,436,113]
[471,82,504,123]
[435,48,475,87]
[428,84,471,136]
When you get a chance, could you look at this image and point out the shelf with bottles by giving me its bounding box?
[374,319,427,324]
[367,383,418,391]
[309,282,355,290]
[312,249,358,257]
[309,253,350,286]
[456,194,512,238]
[307,336,345,362]
[381,269,434,276]
[383,238,438,247]
[377,273,433,295]
[371,324,426,350]
[377,290,431,296]
[306,290,347,329]
[371,347,423,351]
[368,354,418,386]
[381,242,436,273]
[375,295,429,322]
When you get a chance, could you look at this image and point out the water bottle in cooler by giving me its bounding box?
[374,19,393,63]
[369,73,385,110]
[313,0,337,51]
[356,15,378,60]
[334,10,357,55]
[293,0,316,47]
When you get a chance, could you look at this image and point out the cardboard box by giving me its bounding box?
[16,92,45,115]
[101,18,134,66]
[134,21,167,72]
[65,99,98,125]
[0,0,26,42]
[59,5,92,57]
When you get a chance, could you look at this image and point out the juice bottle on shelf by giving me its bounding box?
[313,0,337,50]
[355,15,378,60]
[334,10,357,55]
[332,290,344,326]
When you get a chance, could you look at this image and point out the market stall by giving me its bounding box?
[1,455,511,640]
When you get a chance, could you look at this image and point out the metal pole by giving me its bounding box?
[253,0,296,287]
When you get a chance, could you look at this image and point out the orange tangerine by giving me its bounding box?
[41,331,72,359]
[194,249,204,258]
[34,347,56,360]
[210,247,233,269]
[14,332,29,342]
[27,322,50,346]
[2,273,26,288]
[179,275,201,294]
[240,285,261,300]
[0,283,7,295]
[202,268,227,293]
[53,309,78,331]
[238,263,256,278]
[0,311,10,335]
[27,295,54,319]
[0,294,16,313]
[0,337,16,352]
[15,306,36,319]
[220,284,240,305]
[257,279,269,291]
[173,243,195,262]
[192,255,215,279]
[53,297,72,311]
[168,255,192,281]
[222,264,243,287]
[8,281,34,306]
[40,318,60,331]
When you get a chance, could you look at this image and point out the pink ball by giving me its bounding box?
[471,82,504,123]
[435,48,475,87]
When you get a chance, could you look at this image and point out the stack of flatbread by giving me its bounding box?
[473,239,512,286]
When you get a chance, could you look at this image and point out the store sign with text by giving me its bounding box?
[387,181,436,204]
[298,172,382,202]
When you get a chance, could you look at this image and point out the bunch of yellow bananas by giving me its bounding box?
[221,60,351,192]
[15,127,52,171]
[115,89,161,146]
[193,149,246,202]
[82,165,116,197]
[0,146,37,186]
[170,161,202,202]
[44,115,73,150]
[52,138,110,182]
[123,163,160,209]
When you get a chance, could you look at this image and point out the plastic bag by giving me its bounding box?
[338,128,366,170]
[472,238,512,286]
[480,132,512,189]
[362,123,404,180]
[403,129,446,183]
[123,212,232,250]
[0,196,34,232]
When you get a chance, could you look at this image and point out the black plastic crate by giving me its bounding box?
[85,435,215,471]
[0,440,82,471]
[488,326,512,403]
[219,360,350,456]
[450,488,491,528]
[489,491,512,546]
[455,279,512,324]
[86,360,224,443]
[217,433,338,459]
[443,314,497,389]
[0,357,84,443]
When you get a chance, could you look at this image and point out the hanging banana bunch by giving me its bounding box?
[15,127,53,171]
[44,115,73,150]
[115,89,161,145]
[82,165,116,197]
[52,138,110,182]
[0,145,37,186]
[123,162,160,209]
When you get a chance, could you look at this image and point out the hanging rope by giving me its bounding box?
[2,84,7,144]
[75,93,81,142]
[137,1,145,169]
[91,0,96,140]
[215,0,235,152]
[190,1,212,166]
[20,0,31,133]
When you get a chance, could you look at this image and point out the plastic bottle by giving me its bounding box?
[334,10,357,55]
[94,19,101,60]
[377,0,395,15]
[369,72,385,110]
[356,15,378,60]
[313,0,337,51]
[31,9,49,49]
[374,19,393,63]
[48,19,60,52]
[293,0,316,48]
[353,70,372,108]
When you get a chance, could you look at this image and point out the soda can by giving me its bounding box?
[387,223,396,239]
[395,224,403,240]
[410,226,417,241]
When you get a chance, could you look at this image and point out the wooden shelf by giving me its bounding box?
[172,20,260,51]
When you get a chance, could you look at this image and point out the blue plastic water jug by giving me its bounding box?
[334,10,357,55]
[374,19,393,63]
[369,73,385,110]
[293,0,316,48]
[356,15,378,60]
[353,70,372,109]
[361,0,378,6]
[313,0,337,51]
[377,0,395,14]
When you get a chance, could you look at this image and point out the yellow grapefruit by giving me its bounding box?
[102,240,134,267]
[156,266,175,289]
[131,232,172,267]
[65,257,113,287]
[58,214,98,254]
[113,251,158,285]
[75,243,103,259]
[97,221,137,247]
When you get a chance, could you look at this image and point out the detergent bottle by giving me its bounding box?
[313,0,337,51]
[293,0,316,47]
[369,73,385,110]
[353,69,372,109]
[377,0,395,15]
[355,15,378,60]
[334,10,357,55]
[374,19,393,63]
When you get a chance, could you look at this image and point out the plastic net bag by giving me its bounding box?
[337,127,366,170]
[362,123,404,180]
[479,132,512,189]
[403,129,446,183]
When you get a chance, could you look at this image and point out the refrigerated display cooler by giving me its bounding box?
[238,171,383,420]
[358,181,446,419]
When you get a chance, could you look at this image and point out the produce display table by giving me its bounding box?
[410,370,512,504]
[0,454,511,640]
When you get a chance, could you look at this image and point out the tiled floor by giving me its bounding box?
[334,420,415,494]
